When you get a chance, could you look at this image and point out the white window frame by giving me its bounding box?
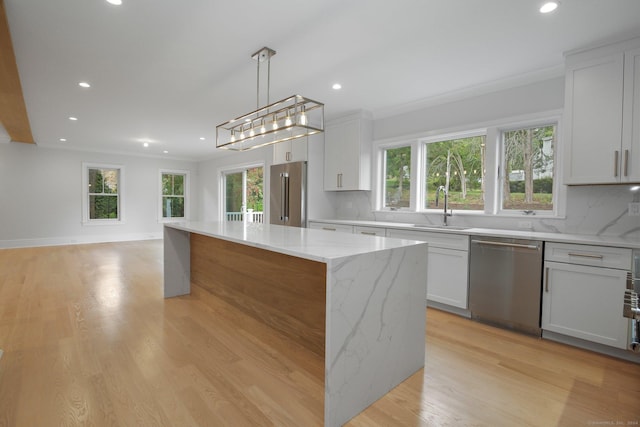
[377,141,419,211]
[372,110,566,219]
[82,162,125,225]
[218,161,265,222]
[496,114,564,218]
[419,129,487,213]
[158,169,190,223]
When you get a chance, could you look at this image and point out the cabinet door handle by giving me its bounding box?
[614,150,619,177]
[545,267,549,293]
[624,149,629,177]
[322,227,336,231]
[286,151,292,162]
[567,252,604,260]
[337,173,343,188]
[360,231,376,236]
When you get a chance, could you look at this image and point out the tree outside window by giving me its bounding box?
[162,173,186,218]
[88,168,119,219]
[384,146,411,209]
[424,136,485,211]
[502,125,555,212]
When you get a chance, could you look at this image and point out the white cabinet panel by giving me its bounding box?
[427,247,469,309]
[354,226,386,237]
[622,46,640,182]
[387,228,469,310]
[323,113,372,191]
[564,37,640,184]
[273,138,307,164]
[542,261,629,349]
[308,221,353,233]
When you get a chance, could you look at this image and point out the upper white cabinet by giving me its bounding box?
[273,138,307,164]
[563,37,640,184]
[323,112,373,191]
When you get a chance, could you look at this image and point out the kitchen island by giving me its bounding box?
[163,221,428,426]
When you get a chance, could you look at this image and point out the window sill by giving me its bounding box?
[82,220,125,226]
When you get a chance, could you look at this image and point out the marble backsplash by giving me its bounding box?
[329,185,640,239]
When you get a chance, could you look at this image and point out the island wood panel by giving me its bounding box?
[190,233,327,359]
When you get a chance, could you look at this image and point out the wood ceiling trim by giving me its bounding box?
[0,0,34,144]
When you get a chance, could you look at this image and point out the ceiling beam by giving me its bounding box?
[0,0,34,144]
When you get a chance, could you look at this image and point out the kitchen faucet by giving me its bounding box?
[435,185,453,226]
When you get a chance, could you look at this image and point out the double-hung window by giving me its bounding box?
[83,163,124,223]
[160,170,189,221]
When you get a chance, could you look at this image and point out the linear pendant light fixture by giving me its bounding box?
[216,47,324,151]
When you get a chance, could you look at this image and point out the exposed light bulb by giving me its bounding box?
[240,130,246,139]
[260,122,266,134]
[272,119,279,130]
[299,110,307,126]
[285,115,292,127]
[539,1,558,13]
[249,127,255,137]
[230,132,236,142]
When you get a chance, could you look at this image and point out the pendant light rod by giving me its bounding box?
[252,47,276,110]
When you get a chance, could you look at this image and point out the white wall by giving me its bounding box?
[0,143,199,248]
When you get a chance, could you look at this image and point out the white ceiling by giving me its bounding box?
[5,0,640,160]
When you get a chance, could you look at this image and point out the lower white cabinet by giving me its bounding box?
[308,221,353,233]
[353,226,386,237]
[542,243,630,349]
[387,229,469,310]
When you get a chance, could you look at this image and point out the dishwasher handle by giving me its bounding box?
[472,239,540,250]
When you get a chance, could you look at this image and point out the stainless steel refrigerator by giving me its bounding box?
[270,161,307,227]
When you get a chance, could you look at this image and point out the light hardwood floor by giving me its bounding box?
[0,240,638,426]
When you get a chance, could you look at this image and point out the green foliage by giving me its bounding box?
[508,177,553,194]
[385,146,411,208]
[88,168,119,219]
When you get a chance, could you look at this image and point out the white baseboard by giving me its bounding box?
[0,232,163,249]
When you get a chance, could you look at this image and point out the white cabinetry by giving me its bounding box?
[354,225,386,237]
[542,243,631,349]
[564,37,640,184]
[308,221,353,233]
[273,138,307,164]
[387,229,469,311]
[323,112,372,191]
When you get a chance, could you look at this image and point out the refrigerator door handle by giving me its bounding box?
[280,172,289,222]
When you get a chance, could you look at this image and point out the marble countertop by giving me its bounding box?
[309,219,640,250]
[165,221,427,263]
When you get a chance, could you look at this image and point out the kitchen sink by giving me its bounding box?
[411,224,470,231]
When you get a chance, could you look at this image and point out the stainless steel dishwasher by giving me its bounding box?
[469,236,544,336]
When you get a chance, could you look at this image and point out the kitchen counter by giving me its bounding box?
[310,219,640,249]
[163,221,428,426]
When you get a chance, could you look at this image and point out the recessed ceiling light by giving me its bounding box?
[69,116,78,121]
[332,83,342,90]
[200,137,205,141]
[539,1,559,13]
[78,82,91,88]
[59,138,67,142]
[106,0,122,5]
[143,142,149,148]
[163,150,169,154]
